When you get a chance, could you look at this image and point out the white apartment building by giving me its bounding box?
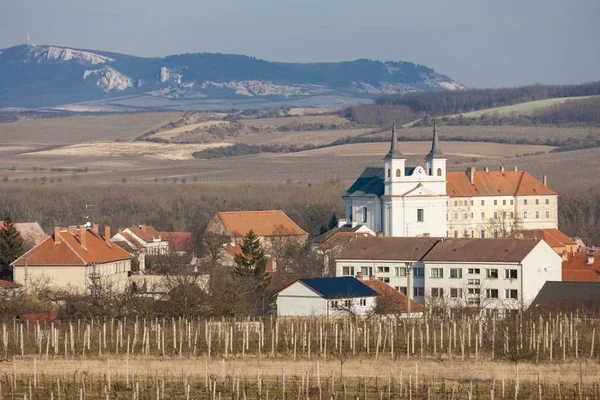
[335,236,562,311]
[343,122,558,238]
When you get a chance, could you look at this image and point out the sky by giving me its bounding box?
[1,0,599,88]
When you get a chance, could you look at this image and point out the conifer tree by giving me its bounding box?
[0,215,24,273]
[327,213,339,230]
[233,230,270,288]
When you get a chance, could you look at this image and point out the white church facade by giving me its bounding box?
[343,122,558,238]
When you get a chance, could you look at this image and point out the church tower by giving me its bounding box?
[424,119,447,195]
[383,121,406,197]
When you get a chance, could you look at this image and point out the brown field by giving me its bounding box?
[0,112,181,144]
[0,112,596,185]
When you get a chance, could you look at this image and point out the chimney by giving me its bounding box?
[35,234,41,246]
[369,275,375,281]
[500,166,504,173]
[376,231,383,237]
[104,226,111,244]
[68,225,77,234]
[356,271,364,280]
[140,224,147,232]
[79,225,87,249]
[543,175,548,187]
[587,250,595,266]
[562,251,568,261]
[484,166,489,173]
[337,218,347,228]
[53,227,61,244]
[514,166,518,171]
[92,224,99,233]
[467,167,475,184]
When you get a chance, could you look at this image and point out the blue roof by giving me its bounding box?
[343,167,384,198]
[299,277,377,299]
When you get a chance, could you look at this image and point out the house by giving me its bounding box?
[336,236,562,311]
[530,281,600,314]
[160,232,193,254]
[112,225,170,256]
[0,279,22,297]
[12,225,132,292]
[509,228,577,254]
[344,122,558,238]
[562,250,600,281]
[0,221,46,246]
[275,276,377,317]
[206,210,308,249]
[361,275,425,317]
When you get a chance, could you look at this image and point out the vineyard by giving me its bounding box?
[2,314,600,399]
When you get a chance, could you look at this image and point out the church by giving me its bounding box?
[343,122,558,238]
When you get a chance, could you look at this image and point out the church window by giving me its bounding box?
[396,168,401,177]
[437,168,442,176]
[362,207,368,223]
[417,209,424,222]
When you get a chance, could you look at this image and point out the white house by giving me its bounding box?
[343,121,558,238]
[112,225,170,256]
[275,277,377,317]
[335,236,562,311]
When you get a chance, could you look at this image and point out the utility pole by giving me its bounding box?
[406,263,412,319]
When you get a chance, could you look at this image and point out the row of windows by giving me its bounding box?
[429,288,519,299]
[393,286,426,296]
[450,198,551,207]
[387,168,443,178]
[329,299,368,308]
[343,266,518,280]
[429,268,518,280]
[448,210,551,221]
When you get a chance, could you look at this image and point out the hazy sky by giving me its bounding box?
[1,0,599,88]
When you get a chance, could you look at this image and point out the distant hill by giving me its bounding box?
[0,44,465,110]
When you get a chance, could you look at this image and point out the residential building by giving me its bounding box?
[509,228,577,255]
[343,122,558,238]
[206,210,308,249]
[531,281,600,314]
[112,225,170,256]
[335,236,562,311]
[361,275,425,317]
[12,225,132,292]
[160,232,193,254]
[275,276,377,317]
[0,279,22,296]
[0,221,46,246]
[562,250,600,281]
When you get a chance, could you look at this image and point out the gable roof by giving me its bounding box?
[126,225,163,243]
[313,224,374,246]
[117,231,145,249]
[362,279,424,313]
[447,170,556,197]
[336,237,440,261]
[423,238,540,263]
[12,227,132,267]
[292,277,377,299]
[562,251,600,282]
[531,281,600,311]
[0,221,46,244]
[217,210,307,238]
[344,167,555,198]
[509,229,576,249]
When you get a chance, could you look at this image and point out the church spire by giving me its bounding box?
[385,120,402,159]
[426,118,443,158]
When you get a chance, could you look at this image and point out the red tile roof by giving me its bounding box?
[318,231,375,250]
[509,229,576,250]
[446,170,556,197]
[362,279,425,313]
[0,280,22,289]
[216,210,307,238]
[17,312,58,322]
[118,231,145,249]
[562,251,600,282]
[160,232,192,252]
[0,221,46,244]
[12,227,131,267]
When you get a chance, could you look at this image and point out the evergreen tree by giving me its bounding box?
[327,213,339,230]
[233,230,270,288]
[0,215,24,278]
[319,225,327,235]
